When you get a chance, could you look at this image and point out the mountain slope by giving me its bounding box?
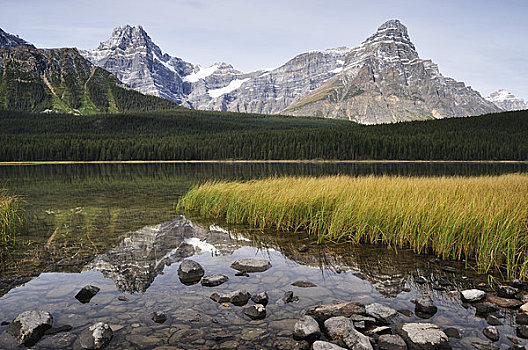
[283,20,501,123]
[0,28,35,49]
[487,89,527,111]
[81,25,350,113]
[0,46,179,114]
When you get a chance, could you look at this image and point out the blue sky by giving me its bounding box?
[1,0,527,99]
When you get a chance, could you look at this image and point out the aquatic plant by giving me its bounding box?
[0,190,23,246]
[178,174,528,279]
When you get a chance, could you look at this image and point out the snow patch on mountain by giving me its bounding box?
[208,78,250,98]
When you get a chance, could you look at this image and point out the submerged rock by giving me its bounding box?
[306,302,365,324]
[475,303,500,317]
[201,274,228,287]
[443,327,461,339]
[486,315,503,326]
[77,322,113,349]
[177,260,205,285]
[6,310,53,346]
[231,258,271,272]
[292,281,317,288]
[251,291,269,306]
[75,285,100,303]
[243,304,266,320]
[366,303,400,325]
[396,323,451,350]
[293,315,321,343]
[282,291,298,303]
[460,289,486,302]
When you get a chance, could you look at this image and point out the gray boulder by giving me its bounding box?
[378,334,408,350]
[177,260,205,285]
[415,296,437,315]
[343,327,373,350]
[293,315,321,343]
[77,322,113,349]
[306,302,365,324]
[324,316,354,346]
[6,310,53,346]
[312,340,347,349]
[365,303,400,325]
[460,289,486,302]
[231,258,272,272]
[396,323,451,350]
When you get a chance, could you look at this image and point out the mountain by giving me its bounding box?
[487,89,527,111]
[0,27,35,48]
[284,20,500,123]
[0,46,179,114]
[81,25,350,113]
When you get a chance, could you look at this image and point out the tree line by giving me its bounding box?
[0,109,526,161]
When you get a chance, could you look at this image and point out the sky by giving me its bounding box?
[1,0,527,99]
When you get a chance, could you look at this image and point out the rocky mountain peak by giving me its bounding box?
[358,19,417,60]
[97,24,158,54]
[487,89,527,111]
[0,28,35,48]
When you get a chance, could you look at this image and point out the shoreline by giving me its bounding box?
[1,159,527,166]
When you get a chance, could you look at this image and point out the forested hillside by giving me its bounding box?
[0,109,526,161]
[0,46,179,114]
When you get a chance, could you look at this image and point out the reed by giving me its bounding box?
[0,190,23,246]
[177,174,528,279]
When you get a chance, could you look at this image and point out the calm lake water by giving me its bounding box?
[0,162,527,349]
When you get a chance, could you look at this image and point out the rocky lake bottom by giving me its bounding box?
[0,217,527,349]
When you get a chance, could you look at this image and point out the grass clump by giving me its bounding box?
[0,190,23,246]
[178,174,528,279]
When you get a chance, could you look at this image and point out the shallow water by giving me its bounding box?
[0,162,527,349]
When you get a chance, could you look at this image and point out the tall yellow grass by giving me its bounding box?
[178,174,528,279]
[0,190,22,246]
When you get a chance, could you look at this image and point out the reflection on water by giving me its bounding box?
[0,218,523,349]
[0,162,527,349]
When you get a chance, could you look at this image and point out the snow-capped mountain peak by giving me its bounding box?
[0,28,35,48]
[487,89,528,111]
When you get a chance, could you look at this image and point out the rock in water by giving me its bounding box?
[292,281,317,288]
[365,303,400,325]
[177,260,205,285]
[210,290,251,306]
[312,340,347,349]
[201,274,228,287]
[378,334,408,350]
[151,312,167,324]
[486,295,523,308]
[243,304,266,320]
[460,289,486,302]
[75,285,100,303]
[230,258,271,272]
[415,295,437,315]
[516,313,528,325]
[324,316,354,346]
[497,285,520,299]
[396,323,451,350]
[282,291,298,303]
[306,302,365,324]
[482,326,500,341]
[343,327,373,350]
[293,315,321,343]
[251,291,269,306]
[517,325,528,339]
[6,310,53,346]
[78,322,113,349]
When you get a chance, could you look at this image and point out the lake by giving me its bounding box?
[0,162,527,349]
